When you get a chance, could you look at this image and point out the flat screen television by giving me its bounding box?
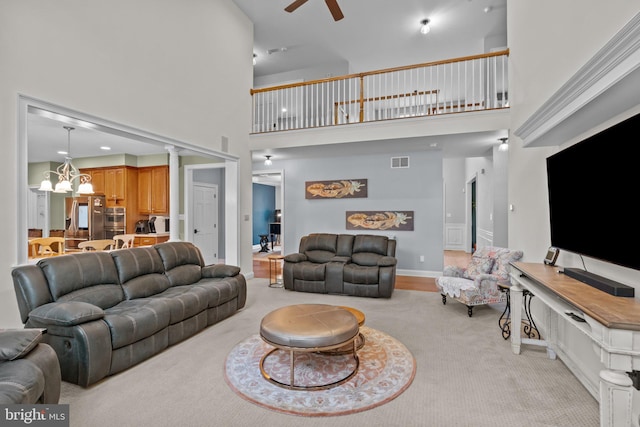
[546,112,640,271]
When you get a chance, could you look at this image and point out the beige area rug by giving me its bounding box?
[224,326,416,416]
[59,279,599,427]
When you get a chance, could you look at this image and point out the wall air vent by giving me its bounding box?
[391,156,410,169]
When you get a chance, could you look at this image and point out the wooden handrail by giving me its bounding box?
[250,49,510,95]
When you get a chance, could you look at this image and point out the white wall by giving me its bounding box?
[508,1,640,280]
[0,0,254,326]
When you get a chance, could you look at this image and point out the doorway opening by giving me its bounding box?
[18,95,240,265]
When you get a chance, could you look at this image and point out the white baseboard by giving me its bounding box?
[396,269,441,278]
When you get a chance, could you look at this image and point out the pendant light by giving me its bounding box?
[39,126,94,194]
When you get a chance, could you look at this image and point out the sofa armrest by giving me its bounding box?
[284,253,307,263]
[202,264,241,278]
[0,329,43,361]
[377,256,396,267]
[330,256,351,264]
[28,302,104,327]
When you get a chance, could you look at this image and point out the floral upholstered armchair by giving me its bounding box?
[435,246,523,317]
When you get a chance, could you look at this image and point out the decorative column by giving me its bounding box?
[166,145,180,242]
[599,369,633,427]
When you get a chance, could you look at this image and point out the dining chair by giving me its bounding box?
[28,237,65,258]
[78,239,115,252]
[113,234,136,249]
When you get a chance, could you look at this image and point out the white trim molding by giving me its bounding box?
[515,12,640,147]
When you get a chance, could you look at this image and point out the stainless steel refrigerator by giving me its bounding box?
[64,195,106,249]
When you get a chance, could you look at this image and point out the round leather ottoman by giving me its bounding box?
[259,304,360,390]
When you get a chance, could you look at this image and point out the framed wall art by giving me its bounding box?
[305,179,367,199]
[346,211,414,231]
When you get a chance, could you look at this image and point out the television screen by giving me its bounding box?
[546,112,640,271]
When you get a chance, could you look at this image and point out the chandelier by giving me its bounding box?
[39,126,94,194]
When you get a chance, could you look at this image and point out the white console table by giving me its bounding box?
[510,262,640,427]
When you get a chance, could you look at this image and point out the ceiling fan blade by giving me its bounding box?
[325,0,344,21]
[285,0,308,13]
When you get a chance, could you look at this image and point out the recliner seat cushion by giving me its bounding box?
[0,358,44,404]
[343,264,379,284]
[103,299,171,349]
[151,286,209,324]
[291,262,326,281]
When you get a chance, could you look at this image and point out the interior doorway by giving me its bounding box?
[251,170,283,254]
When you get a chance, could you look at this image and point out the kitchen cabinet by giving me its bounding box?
[134,234,169,247]
[138,165,169,215]
[80,166,139,233]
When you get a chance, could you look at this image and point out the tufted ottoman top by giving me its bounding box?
[260,304,359,349]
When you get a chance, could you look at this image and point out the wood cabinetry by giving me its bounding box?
[138,166,169,215]
[81,166,139,233]
[134,234,169,247]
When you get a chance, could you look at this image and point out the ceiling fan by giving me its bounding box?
[285,0,344,22]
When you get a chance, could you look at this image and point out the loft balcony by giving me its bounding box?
[250,50,510,145]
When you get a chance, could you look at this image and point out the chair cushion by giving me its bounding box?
[463,256,494,279]
[343,264,379,284]
[435,276,477,298]
[291,262,326,281]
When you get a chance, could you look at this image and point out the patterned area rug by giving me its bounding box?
[224,326,416,416]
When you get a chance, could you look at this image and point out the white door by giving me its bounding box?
[28,187,48,231]
[193,184,218,265]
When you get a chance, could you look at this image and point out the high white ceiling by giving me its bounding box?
[236,0,509,165]
[235,0,507,78]
[27,0,507,166]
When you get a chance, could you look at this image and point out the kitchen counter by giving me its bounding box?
[133,233,169,247]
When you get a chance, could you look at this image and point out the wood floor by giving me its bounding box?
[252,250,472,293]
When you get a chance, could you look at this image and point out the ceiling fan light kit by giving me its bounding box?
[285,0,344,21]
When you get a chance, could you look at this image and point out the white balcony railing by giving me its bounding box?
[251,49,509,133]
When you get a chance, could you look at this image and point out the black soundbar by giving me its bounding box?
[564,268,635,297]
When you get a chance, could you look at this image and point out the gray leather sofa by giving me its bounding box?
[0,329,61,404]
[11,242,246,387]
[283,233,397,298]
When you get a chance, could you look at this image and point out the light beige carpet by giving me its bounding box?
[60,278,599,427]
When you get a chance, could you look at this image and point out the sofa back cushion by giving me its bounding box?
[351,235,390,266]
[110,247,170,299]
[302,233,338,263]
[154,242,204,286]
[38,252,123,309]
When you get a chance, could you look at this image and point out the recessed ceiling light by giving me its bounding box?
[57,150,67,155]
[100,146,111,151]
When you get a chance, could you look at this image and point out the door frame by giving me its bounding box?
[251,168,285,256]
[184,162,238,266]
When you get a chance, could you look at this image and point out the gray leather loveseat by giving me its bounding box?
[283,233,397,298]
[0,329,61,404]
[11,242,246,387]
